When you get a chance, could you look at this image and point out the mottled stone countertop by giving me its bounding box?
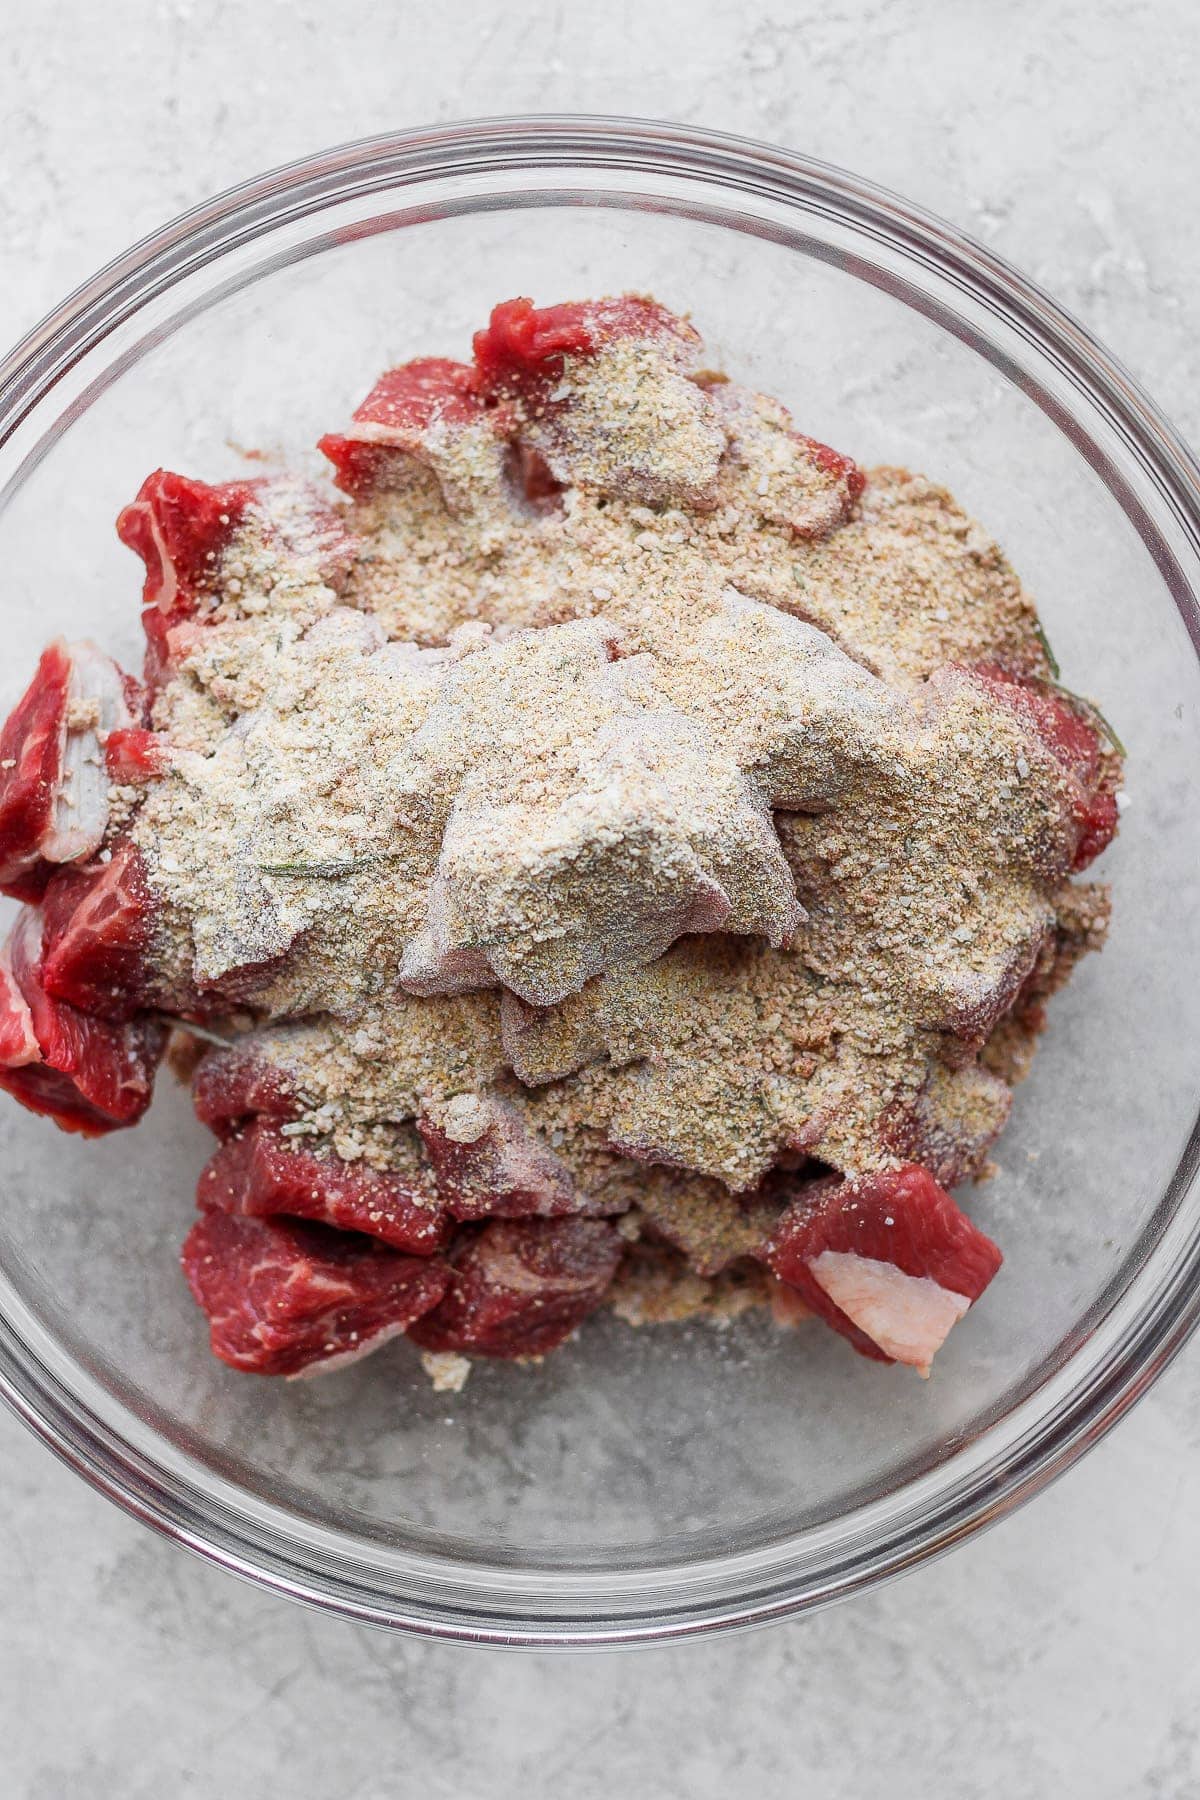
[2,4,1198,1795]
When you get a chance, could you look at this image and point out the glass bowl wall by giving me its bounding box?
[0,118,1197,1644]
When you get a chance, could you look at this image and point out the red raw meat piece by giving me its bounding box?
[104,728,169,783]
[0,906,163,1134]
[509,440,564,504]
[793,432,867,504]
[417,1094,580,1219]
[970,665,1119,871]
[40,842,157,1020]
[408,1216,623,1358]
[319,358,500,497]
[927,925,1050,1049]
[761,1163,1002,1374]
[472,295,695,392]
[0,640,136,901]
[317,436,395,498]
[182,1210,449,1377]
[117,469,256,614]
[704,382,865,539]
[353,358,483,432]
[198,1120,450,1256]
[473,297,728,511]
[41,850,290,1026]
[192,1043,301,1134]
[881,1065,1012,1186]
[122,481,249,692]
[0,940,38,1065]
[118,470,263,693]
[0,642,70,901]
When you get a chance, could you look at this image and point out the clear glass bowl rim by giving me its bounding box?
[0,113,1198,1648]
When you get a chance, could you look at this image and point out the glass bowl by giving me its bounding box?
[1,116,1198,1647]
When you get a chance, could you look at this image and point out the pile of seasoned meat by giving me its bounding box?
[0,295,1120,1383]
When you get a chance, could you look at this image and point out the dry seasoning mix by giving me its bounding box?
[0,296,1121,1378]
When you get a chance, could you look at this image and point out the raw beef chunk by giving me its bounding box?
[408,1216,623,1358]
[182,1210,449,1376]
[761,1163,1002,1374]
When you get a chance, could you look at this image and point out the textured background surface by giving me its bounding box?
[2,3,1199,1795]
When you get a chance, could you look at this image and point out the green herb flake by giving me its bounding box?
[1048,683,1127,758]
[1076,697,1126,758]
[1032,617,1061,680]
[258,853,399,880]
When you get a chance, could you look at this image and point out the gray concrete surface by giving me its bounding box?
[3,2,1199,1794]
